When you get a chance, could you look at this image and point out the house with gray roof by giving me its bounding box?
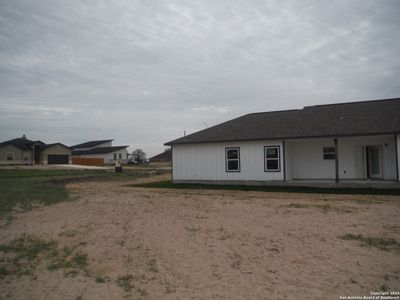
[165,98,400,186]
[0,135,71,165]
[71,140,129,164]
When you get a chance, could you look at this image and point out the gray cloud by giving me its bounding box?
[0,0,399,156]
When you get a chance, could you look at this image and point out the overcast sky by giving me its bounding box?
[0,0,399,156]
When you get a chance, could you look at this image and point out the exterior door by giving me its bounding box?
[366,146,382,179]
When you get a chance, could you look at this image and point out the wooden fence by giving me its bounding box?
[72,157,104,166]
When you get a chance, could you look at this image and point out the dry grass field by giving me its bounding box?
[1,172,399,299]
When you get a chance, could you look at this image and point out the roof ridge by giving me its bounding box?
[247,98,400,115]
[246,109,301,115]
[165,97,400,145]
[304,97,400,109]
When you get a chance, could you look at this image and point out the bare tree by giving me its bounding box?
[131,149,147,164]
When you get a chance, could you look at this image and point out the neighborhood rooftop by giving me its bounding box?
[72,146,129,155]
[165,98,400,145]
[149,149,172,162]
[0,137,44,150]
[71,139,113,149]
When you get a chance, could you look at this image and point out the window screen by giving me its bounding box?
[264,146,280,172]
[225,148,240,172]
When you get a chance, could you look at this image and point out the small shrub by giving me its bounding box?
[72,252,88,268]
[147,258,158,272]
[380,284,389,291]
[229,252,242,270]
[0,266,10,278]
[116,274,134,292]
[95,276,106,283]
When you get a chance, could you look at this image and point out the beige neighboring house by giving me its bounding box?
[0,136,71,165]
[71,139,129,164]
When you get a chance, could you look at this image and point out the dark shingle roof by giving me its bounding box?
[71,139,113,149]
[165,98,400,145]
[0,138,44,150]
[149,149,172,162]
[72,146,128,155]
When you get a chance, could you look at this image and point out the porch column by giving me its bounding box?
[334,138,339,183]
[396,134,400,182]
[282,140,286,181]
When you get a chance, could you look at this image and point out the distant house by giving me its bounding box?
[165,98,400,186]
[149,149,172,164]
[71,139,129,164]
[0,136,71,165]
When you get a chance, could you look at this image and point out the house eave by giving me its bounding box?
[164,132,400,146]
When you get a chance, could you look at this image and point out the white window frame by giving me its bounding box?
[323,147,336,160]
[6,152,14,161]
[264,146,280,172]
[225,147,240,172]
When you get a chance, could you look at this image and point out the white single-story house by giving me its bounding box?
[165,98,400,187]
[0,136,71,165]
[71,139,129,164]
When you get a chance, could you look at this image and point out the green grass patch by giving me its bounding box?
[0,234,57,277]
[340,233,400,252]
[0,169,165,217]
[0,234,91,279]
[132,180,400,195]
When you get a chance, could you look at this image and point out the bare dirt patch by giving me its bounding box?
[1,174,399,299]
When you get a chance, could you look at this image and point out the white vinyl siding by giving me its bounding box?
[172,134,397,183]
[173,140,284,181]
[338,135,396,180]
[285,135,396,180]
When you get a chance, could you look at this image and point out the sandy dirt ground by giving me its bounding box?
[0,174,399,300]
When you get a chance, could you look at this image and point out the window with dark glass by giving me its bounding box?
[264,146,280,172]
[6,152,13,161]
[323,147,336,160]
[113,153,117,160]
[225,147,240,172]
